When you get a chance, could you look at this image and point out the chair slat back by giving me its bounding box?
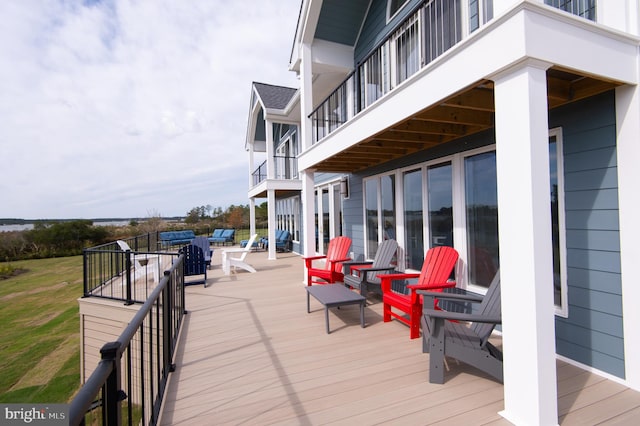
[325,236,352,273]
[417,246,459,287]
[369,239,398,284]
[191,236,211,262]
[182,245,206,276]
[471,271,501,346]
[238,234,258,261]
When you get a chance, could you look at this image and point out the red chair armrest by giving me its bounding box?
[405,281,456,290]
[378,273,420,292]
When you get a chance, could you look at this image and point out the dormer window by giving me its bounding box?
[387,0,410,21]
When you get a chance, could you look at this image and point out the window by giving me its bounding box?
[428,162,453,249]
[364,174,398,265]
[365,179,379,259]
[403,169,424,270]
[549,129,568,316]
[464,151,499,289]
[388,0,410,21]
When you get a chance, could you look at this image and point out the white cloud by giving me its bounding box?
[0,0,300,219]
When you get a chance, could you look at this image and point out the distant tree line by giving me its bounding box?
[0,202,270,262]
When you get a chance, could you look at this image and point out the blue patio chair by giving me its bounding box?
[191,236,213,268]
[180,244,208,286]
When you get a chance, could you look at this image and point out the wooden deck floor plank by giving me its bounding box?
[157,250,640,425]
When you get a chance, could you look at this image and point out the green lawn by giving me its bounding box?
[0,256,83,403]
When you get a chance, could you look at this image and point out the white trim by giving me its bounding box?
[556,353,630,387]
[549,127,569,318]
[386,0,410,23]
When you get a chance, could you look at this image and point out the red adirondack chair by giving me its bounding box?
[303,236,352,286]
[378,246,459,339]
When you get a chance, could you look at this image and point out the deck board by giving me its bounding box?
[159,249,640,425]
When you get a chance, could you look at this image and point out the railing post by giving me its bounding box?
[163,270,176,374]
[100,341,122,426]
[124,250,133,305]
[82,249,89,297]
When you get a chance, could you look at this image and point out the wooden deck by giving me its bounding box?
[158,249,640,425]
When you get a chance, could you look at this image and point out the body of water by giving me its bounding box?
[0,220,131,233]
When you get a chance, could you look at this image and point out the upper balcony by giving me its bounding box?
[298,0,633,174]
[246,82,302,198]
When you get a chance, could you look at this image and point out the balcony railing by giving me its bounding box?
[83,234,178,304]
[310,0,596,144]
[251,155,299,186]
[545,0,596,20]
[70,253,186,426]
[252,161,267,186]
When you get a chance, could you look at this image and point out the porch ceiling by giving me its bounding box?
[312,67,622,173]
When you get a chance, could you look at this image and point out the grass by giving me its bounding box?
[0,256,83,403]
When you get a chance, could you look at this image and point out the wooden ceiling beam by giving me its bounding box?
[391,119,472,136]
[441,88,495,111]
[414,105,494,127]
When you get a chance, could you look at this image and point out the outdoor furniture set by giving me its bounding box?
[159,230,197,248]
[304,236,503,384]
[208,228,236,245]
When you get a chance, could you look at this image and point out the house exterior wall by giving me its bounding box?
[339,90,624,378]
[550,91,624,378]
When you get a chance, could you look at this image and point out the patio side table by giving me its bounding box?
[305,284,366,334]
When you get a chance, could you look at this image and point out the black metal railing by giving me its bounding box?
[274,155,298,179]
[70,257,186,426]
[545,0,596,20]
[83,234,178,304]
[252,155,299,186]
[252,160,267,186]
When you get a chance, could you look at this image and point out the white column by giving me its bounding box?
[301,170,316,283]
[267,189,277,260]
[265,119,275,179]
[300,42,313,151]
[493,61,558,426]
[249,198,256,238]
[616,83,640,391]
[598,0,639,35]
[248,142,255,189]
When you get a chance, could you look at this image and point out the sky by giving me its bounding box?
[0,0,301,220]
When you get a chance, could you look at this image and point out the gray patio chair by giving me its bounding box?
[419,271,502,384]
[342,239,398,297]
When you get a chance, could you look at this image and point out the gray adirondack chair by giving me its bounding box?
[342,239,398,297]
[419,271,502,384]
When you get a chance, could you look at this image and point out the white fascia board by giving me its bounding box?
[311,39,354,74]
[522,3,639,84]
[298,3,639,171]
[248,179,302,199]
[290,0,322,72]
[244,99,263,151]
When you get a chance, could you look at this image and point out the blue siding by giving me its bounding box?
[549,91,624,378]
[342,175,365,256]
[315,0,370,46]
[355,0,423,64]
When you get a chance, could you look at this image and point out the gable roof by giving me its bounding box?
[253,82,297,110]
